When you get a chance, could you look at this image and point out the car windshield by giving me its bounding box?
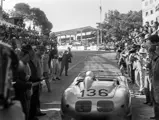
[78,70,122,80]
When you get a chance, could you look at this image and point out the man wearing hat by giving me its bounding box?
[147,35,159,119]
[23,45,46,120]
[49,45,60,80]
[33,45,47,117]
[137,47,148,94]
[129,46,138,84]
[60,50,70,76]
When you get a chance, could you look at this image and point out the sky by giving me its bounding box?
[3,0,141,32]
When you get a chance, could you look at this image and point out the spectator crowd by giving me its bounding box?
[116,21,159,120]
[0,21,73,120]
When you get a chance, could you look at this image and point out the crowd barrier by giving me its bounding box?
[57,45,98,51]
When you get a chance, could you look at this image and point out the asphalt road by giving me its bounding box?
[39,51,153,120]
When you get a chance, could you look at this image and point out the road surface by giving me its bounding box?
[39,51,154,120]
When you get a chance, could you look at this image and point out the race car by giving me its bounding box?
[60,70,132,120]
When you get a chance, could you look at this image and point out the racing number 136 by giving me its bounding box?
[81,89,108,97]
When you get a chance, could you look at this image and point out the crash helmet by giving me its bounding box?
[86,71,94,78]
[0,42,19,109]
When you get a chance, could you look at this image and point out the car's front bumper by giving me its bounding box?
[61,103,130,120]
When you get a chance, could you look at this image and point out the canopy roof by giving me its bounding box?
[55,26,97,36]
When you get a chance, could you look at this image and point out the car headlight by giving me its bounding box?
[97,101,114,112]
[75,101,92,112]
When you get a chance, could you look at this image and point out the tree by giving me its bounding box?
[30,7,53,35]
[30,8,44,26]
[14,3,30,15]
[2,10,9,20]
[9,3,31,19]
[42,20,53,33]
[9,3,53,35]
[102,10,142,42]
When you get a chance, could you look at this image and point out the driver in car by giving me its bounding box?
[84,71,97,90]
[86,71,95,79]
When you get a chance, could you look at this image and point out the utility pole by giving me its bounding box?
[0,0,3,19]
[97,29,99,46]
[96,23,100,47]
[99,0,102,44]
[96,0,103,47]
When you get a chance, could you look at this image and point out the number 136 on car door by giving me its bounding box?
[81,88,108,97]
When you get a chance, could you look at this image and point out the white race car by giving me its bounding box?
[60,70,132,120]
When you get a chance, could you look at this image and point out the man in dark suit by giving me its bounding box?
[60,50,70,76]
[23,45,46,120]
